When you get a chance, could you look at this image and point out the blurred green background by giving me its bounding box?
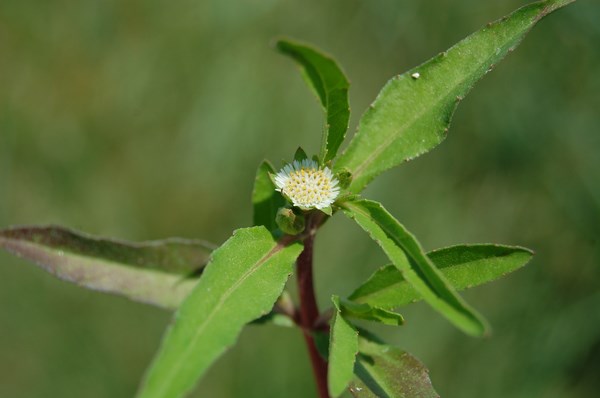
[1,0,599,397]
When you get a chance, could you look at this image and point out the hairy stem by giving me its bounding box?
[297,219,329,398]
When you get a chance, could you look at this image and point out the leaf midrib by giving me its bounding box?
[0,238,194,309]
[345,202,439,295]
[151,240,287,396]
[349,29,525,186]
[0,237,189,278]
[0,230,214,277]
[352,258,486,304]
[346,201,478,328]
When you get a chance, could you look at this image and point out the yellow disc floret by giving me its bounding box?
[274,159,340,210]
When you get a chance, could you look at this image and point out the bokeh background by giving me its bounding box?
[1,0,599,397]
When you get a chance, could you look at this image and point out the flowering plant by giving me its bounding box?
[274,159,340,211]
[0,0,574,397]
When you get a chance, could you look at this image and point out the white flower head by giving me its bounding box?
[274,159,340,210]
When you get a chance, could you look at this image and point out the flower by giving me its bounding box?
[274,159,340,210]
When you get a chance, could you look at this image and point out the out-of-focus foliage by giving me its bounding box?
[0,225,211,309]
[0,0,598,397]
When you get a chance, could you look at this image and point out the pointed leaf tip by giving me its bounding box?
[335,0,576,192]
[349,244,533,310]
[277,39,350,163]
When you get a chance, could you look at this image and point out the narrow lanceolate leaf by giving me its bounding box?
[137,227,303,398]
[350,244,533,309]
[329,296,359,398]
[350,336,439,398]
[340,299,404,326]
[335,0,576,192]
[277,39,350,163]
[341,199,488,336]
[0,225,214,309]
[252,160,286,232]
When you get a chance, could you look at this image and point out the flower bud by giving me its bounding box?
[276,207,305,235]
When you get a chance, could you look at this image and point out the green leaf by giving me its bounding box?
[335,0,576,192]
[294,146,309,162]
[252,160,286,232]
[276,207,305,235]
[329,296,359,398]
[340,299,404,326]
[277,39,350,163]
[341,199,488,336]
[252,162,299,328]
[350,335,439,398]
[350,244,533,309]
[0,225,213,309]
[137,227,303,398]
[313,330,331,359]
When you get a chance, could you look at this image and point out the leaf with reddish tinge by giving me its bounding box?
[0,225,214,309]
[350,335,439,398]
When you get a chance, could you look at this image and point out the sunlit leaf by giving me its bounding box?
[341,199,488,336]
[350,335,439,398]
[328,296,359,398]
[335,0,576,192]
[252,160,286,232]
[277,39,350,163]
[0,225,213,309]
[137,227,303,398]
[350,244,533,309]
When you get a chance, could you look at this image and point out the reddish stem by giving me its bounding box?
[297,227,330,398]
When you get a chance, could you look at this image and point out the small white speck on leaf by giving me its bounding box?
[411,72,420,79]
